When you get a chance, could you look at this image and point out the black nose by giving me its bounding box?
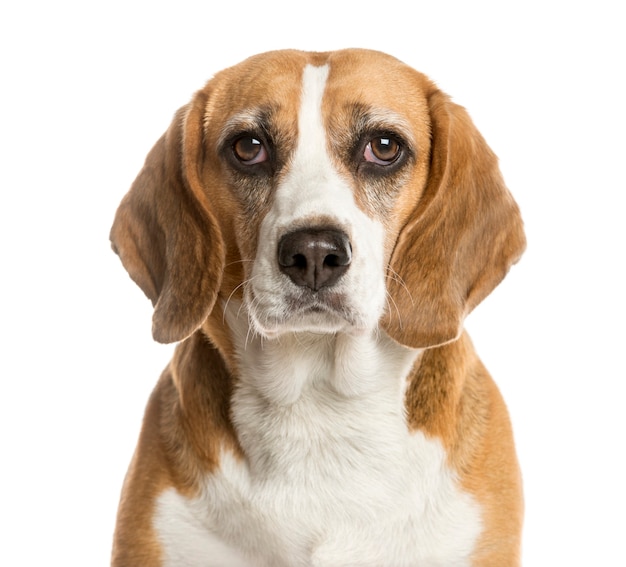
[278,229,352,291]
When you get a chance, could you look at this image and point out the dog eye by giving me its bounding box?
[363,137,401,165]
[233,136,268,164]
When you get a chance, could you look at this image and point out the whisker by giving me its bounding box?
[384,290,403,331]
[224,258,255,268]
[385,266,414,307]
[245,322,254,350]
[244,293,265,349]
[222,275,259,325]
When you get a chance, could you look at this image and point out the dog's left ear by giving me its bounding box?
[110,90,226,344]
[382,88,526,349]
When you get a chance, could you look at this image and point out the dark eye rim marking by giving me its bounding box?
[354,129,412,176]
[364,136,402,165]
[218,107,281,176]
[222,129,275,175]
[232,134,269,165]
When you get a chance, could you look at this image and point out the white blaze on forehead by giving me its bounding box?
[301,65,329,122]
[272,64,354,226]
[297,64,330,173]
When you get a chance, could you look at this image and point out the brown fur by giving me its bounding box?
[405,334,524,565]
[381,86,525,348]
[110,49,525,566]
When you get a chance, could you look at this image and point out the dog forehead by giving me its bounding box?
[324,53,433,143]
[203,49,429,131]
[203,50,316,126]
[325,50,427,103]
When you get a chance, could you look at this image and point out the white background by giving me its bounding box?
[1,1,624,565]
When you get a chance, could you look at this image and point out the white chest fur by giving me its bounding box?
[153,322,483,567]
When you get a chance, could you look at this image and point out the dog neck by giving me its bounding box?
[224,300,420,400]
[222,300,421,478]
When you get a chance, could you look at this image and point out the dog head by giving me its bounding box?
[111,49,525,350]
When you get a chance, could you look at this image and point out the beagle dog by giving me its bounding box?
[110,49,525,567]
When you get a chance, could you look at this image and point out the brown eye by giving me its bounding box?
[233,136,268,164]
[364,137,401,165]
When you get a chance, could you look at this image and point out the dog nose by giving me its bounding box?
[278,229,352,291]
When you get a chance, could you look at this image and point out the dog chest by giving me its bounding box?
[153,332,483,566]
[154,434,482,566]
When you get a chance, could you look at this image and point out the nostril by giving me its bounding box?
[290,253,308,269]
[324,246,351,268]
[278,246,310,273]
[278,229,352,291]
[325,254,340,267]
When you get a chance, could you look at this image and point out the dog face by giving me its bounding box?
[111,49,525,349]
[227,58,432,337]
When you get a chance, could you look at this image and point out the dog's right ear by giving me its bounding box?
[110,91,225,344]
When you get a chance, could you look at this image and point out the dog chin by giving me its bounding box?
[249,307,370,340]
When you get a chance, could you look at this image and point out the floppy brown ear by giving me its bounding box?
[382,89,526,349]
[110,91,225,344]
